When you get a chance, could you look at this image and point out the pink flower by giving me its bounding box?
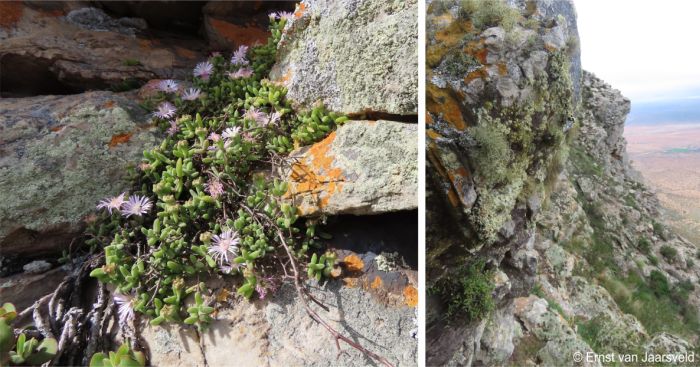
[268,111,282,125]
[228,67,254,79]
[154,102,177,119]
[270,11,293,21]
[205,178,224,199]
[114,293,135,325]
[122,195,152,218]
[181,88,202,101]
[158,79,179,93]
[208,132,221,142]
[208,230,240,266]
[166,120,179,136]
[230,45,249,65]
[193,61,213,80]
[222,126,241,140]
[244,108,268,125]
[96,192,127,215]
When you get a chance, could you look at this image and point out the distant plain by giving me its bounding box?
[625,122,700,244]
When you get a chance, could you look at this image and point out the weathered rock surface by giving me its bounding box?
[0,266,68,310]
[142,281,417,367]
[270,0,418,115]
[0,3,205,97]
[285,120,417,216]
[202,2,292,50]
[0,92,160,256]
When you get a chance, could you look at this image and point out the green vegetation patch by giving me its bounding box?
[87,15,344,333]
[429,260,495,321]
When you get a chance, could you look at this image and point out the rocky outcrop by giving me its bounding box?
[270,0,418,116]
[0,92,160,257]
[426,0,580,363]
[462,70,700,365]
[285,120,417,216]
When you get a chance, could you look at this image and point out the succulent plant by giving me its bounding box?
[87,14,344,334]
[307,251,338,281]
[8,333,58,366]
[89,344,145,367]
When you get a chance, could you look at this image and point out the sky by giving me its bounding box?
[576,0,700,103]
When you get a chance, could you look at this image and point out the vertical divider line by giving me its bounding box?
[417,0,427,366]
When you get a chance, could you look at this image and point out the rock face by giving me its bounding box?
[0,92,160,256]
[0,3,206,97]
[428,0,700,364]
[270,0,418,115]
[285,120,417,216]
[202,2,293,50]
[426,0,580,363]
[143,282,417,367]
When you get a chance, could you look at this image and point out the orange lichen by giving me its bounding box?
[446,166,474,207]
[343,254,364,273]
[103,100,115,109]
[286,131,344,214]
[108,133,132,148]
[427,145,462,208]
[474,48,488,64]
[428,18,473,67]
[216,288,231,302]
[138,39,153,50]
[174,46,197,60]
[426,129,442,140]
[370,276,383,289]
[208,18,270,47]
[426,112,434,125]
[464,67,488,84]
[50,125,64,132]
[343,277,359,288]
[403,286,418,308]
[294,2,307,19]
[497,63,508,76]
[427,83,467,130]
[0,2,23,28]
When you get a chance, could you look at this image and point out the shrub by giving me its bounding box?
[648,255,659,266]
[460,0,521,31]
[648,270,670,298]
[660,245,678,262]
[637,237,651,254]
[429,260,494,321]
[469,123,512,186]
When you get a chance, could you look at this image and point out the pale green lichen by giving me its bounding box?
[375,251,406,272]
[0,103,157,240]
[465,48,574,244]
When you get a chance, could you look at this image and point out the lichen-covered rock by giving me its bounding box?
[142,282,417,367]
[578,71,632,176]
[270,0,418,115]
[426,0,581,362]
[284,120,417,216]
[0,92,160,256]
